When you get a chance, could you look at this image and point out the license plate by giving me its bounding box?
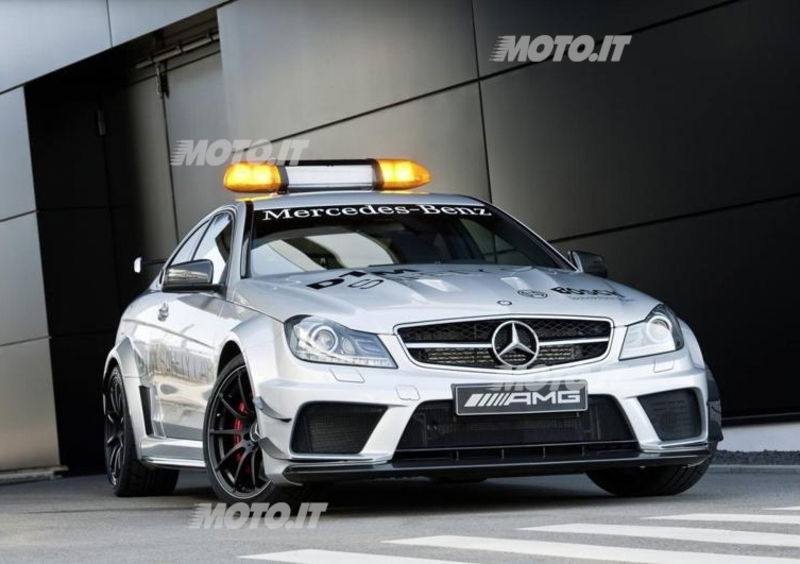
[453,381,588,416]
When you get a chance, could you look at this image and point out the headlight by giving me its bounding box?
[619,304,684,360]
[285,316,396,368]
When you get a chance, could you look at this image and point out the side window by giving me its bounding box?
[193,213,234,285]
[170,220,209,266]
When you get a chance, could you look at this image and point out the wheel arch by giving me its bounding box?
[104,337,143,384]
[217,340,243,376]
[103,337,148,459]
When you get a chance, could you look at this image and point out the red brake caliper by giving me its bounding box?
[232,401,249,473]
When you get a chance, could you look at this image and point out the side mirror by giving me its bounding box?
[162,259,219,292]
[569,250,608,279]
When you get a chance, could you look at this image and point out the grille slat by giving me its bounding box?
[398,318,611,370]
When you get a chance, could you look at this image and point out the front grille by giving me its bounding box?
[395,396,633,453]
[639,389,702,441]
[291,402,386,454]
[397,317,611,370]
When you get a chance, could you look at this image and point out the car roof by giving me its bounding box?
[250,191,484,210]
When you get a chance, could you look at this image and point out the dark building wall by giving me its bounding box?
[25,77,121,474]
[23,39,225,473]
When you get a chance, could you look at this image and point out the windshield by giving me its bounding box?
[249,202,567,277]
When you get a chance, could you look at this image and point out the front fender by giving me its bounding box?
[217,313,285,389]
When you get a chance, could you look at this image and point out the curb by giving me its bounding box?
[710,464,800,474]
[0,466,66,485]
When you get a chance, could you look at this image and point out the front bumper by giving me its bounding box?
[283,445,712,483]
[247,330,718,485]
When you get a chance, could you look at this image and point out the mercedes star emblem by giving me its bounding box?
[491,320,539,368]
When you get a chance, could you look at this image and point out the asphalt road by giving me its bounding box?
[1,469,800,563]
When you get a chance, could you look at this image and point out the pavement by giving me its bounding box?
[1,469,800,563]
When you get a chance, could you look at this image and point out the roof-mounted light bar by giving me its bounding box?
[223,159,431,194]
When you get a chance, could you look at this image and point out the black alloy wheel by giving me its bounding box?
[104,373,126,486]
[205,360,270,501]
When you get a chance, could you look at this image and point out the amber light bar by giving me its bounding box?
[223,159,431,193]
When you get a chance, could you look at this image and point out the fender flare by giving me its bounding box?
[103,336,149,457]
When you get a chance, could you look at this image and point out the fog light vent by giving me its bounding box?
[291,402,385,454]
[639,389,701,441]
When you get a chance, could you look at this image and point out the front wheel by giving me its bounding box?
[587,457,712,497]
[203,354,306,505]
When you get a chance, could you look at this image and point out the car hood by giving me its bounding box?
[231,264,660,333]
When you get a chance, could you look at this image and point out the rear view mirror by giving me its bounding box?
[568,250,608,278]
[162,259,219,292]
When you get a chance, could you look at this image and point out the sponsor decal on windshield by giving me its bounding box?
[262,204,491,221]
[306,266,532,291]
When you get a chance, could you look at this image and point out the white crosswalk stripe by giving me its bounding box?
[522,523,800,548]
[648,513,800,525]
[239,549,475,563]
[240,507,800,563]
[386,535,800,563]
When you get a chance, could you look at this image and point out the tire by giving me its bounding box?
[104,367,179,497]
[587,454,713,497]
[203,354,307,506]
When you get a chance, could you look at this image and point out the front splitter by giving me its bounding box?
[283,447,712,483]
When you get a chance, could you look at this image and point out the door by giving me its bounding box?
[152,211,235,440]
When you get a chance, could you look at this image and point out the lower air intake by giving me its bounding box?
[396,395,632,451]
[639,389,702,441]
[291,402,386,454]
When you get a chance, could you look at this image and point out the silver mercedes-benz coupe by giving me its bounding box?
[103,159,721,504]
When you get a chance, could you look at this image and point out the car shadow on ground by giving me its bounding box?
[172,472,674,517]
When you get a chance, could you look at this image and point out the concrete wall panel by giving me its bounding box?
[0,88,35,220]
[0,214,49,346]
[219,0,477,141]
[473,0,721,75]
[108,0,222,45]
[0,0,110,92]
[296,84,489,199]
[165,54,231,236]
[0,339,59,471]
[483,0,800,240]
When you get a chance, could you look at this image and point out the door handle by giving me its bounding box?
[158,303,169,321]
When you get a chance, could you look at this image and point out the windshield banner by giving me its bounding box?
[261,204,491,221]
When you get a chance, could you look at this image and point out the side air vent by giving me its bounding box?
[639,389,702,441]
[291,402,386,454]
